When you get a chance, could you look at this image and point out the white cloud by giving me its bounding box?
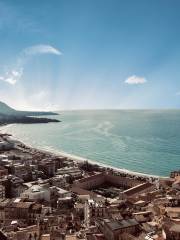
[23,44,62,56]
[11,70,22,77]
[0,68,23,85]
[0,75,17,85]
[125,75,147,85]
[4,77,17,85]
[0,44,62,85]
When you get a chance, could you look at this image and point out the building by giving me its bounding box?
[50,175,67,188]
[0,184,5,198]
[21,184,51,202]
[7,175,26,198]
[10,163,31,180]
[6,224,39,240]
[165,207,180,219]
[72,172,152,200]
[172,177,180,191]
[0,140,14,151]
[4,198,34,221]
[0,199,11,224]
[57,197,73,209]
[170,171,180,178]
[119,182,155,199]
[84,200,107,227]
[56,187,71,198]
[38,161,56,177]
[0,166,8,178]
[57,167,82,179]
[99,218,139,240]
[162,221,180,240]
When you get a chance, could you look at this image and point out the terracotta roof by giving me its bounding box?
[170,224,180,232]
[16,201,34,209]
[105,218,139,231]
[31,203,42,210]
[71,186,97,197]
[123,182,153,196]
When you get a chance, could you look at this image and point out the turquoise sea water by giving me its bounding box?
[1,110,180,176]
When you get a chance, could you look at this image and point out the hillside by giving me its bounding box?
[0,101,60,125]
[0,101,16,115]
[0,101,58,116]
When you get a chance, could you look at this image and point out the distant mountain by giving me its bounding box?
[0,101,16,115]
[0,101,60,125]
[0,101,58,116]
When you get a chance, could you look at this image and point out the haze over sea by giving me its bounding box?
[2,110,180,177]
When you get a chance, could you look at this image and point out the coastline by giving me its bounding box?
[0,124,167,180]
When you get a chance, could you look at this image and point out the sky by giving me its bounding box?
[0,0,180,110]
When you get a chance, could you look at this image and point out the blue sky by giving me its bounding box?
[0,0,180,110]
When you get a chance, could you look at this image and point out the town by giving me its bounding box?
[0,133,179,240]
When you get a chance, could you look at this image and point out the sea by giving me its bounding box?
[1,110,180,177]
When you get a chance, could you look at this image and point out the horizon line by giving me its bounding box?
[57,108,180,111]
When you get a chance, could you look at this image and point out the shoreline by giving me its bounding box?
[0,125,167,180]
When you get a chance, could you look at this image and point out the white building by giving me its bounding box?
[21,185,51,201]
[57,167,82,179]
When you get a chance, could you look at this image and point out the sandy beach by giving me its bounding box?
[0,124,165,180]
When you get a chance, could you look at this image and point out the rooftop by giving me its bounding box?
[105,218,139,231]
[169,224,180,233]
